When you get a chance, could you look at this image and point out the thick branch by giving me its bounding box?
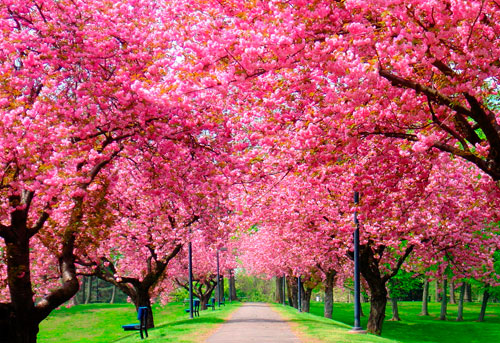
[0,224,12,240]
[28,211,49,238]
[382,245,415,282]
[379,69,475,119]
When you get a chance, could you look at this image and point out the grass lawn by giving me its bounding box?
[272,304,396,343]
[38,301,241,343]
[302,301,500,343]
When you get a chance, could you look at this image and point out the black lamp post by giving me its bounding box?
[297,276,302,312]
[216,247,227,307]
[188,241,194,319]
[282,275,286,306]
[352,191,363,331]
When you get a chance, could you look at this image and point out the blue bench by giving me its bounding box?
[122,306,149,339]
[185,299,200,317]
[220,296,225,306]
[206,297,215,310]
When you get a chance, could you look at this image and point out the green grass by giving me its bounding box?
[38,300,500,343]
[304,301,500,343]
[272,304,396,343]
[38,301,241,343]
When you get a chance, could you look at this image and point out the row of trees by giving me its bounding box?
[0,0,499,341]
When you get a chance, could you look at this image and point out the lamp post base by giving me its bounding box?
[349,327,367,334]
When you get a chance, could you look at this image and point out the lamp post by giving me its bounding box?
[188,241,194,319]
[351,191,363,332]
[297,276,302,312]
[282,275,286,306]
[216,247,227,307]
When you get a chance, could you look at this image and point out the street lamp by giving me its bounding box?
[216,247,227,307]
[188,241,194,319]
[282,275,286,306]
[351,191,364,332]
[297,276,302,312]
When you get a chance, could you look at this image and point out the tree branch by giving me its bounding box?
[28,211,50,238]
[382,244,415,282]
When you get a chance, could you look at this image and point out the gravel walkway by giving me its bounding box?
[205,302,301,343]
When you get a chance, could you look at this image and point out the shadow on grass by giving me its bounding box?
[159,317,225,328]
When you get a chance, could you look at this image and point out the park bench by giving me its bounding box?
[220,296,225,306]
[184,299,200,317]
[122,306,149,339]
[206,297,216,310]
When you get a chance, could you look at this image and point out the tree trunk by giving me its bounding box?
[357,245,392,335]
[389,296,400,321]
[449,280,456,305]
[220,276,225,302]
[286,277,298,309]
[85,276,92,304]
[300,284,313,313]
[435,280,441,302]
[3,231,39,343]
[275,277,284,303]
[457,283,466,321]
[324,271,335,319]
[110,285,116,304]
[440,279,447,320]
[199,288,215,310]
[368,291,387,335]
[420,279,429,316]
[465,283,472,302]
[229,270,237,301]
[478,289,490,322]
[80,277,86,304]
[133,288,154,329]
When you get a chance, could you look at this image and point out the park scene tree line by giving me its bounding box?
[0,0,499,342]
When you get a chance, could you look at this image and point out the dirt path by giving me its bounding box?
[205,302,301,343]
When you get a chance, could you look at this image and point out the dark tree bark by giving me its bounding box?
[275,276,284,303]
[324,271,336,319]
[465,283,473,302]
[435,280,441,302]
[389,292,401,321]
[299,281,314,313]
[80,277,86,304]
[286,277,298,309]
[478,288,490,322]
[350,243,414,335]
[449,280,456,305]
[229,270,237,301]
[457,283,466,321]
[85,276,93,304]
[220,275,225,303]
[420,279,429,316]
[440,279,448,320]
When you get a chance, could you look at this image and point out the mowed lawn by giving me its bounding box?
[38,301,241,343]
[38,300,500,343]
[303,301,500,343]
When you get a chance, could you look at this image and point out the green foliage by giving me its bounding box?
[169,287,190,302]
[387,270,423,300]
[234,271,275,302]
